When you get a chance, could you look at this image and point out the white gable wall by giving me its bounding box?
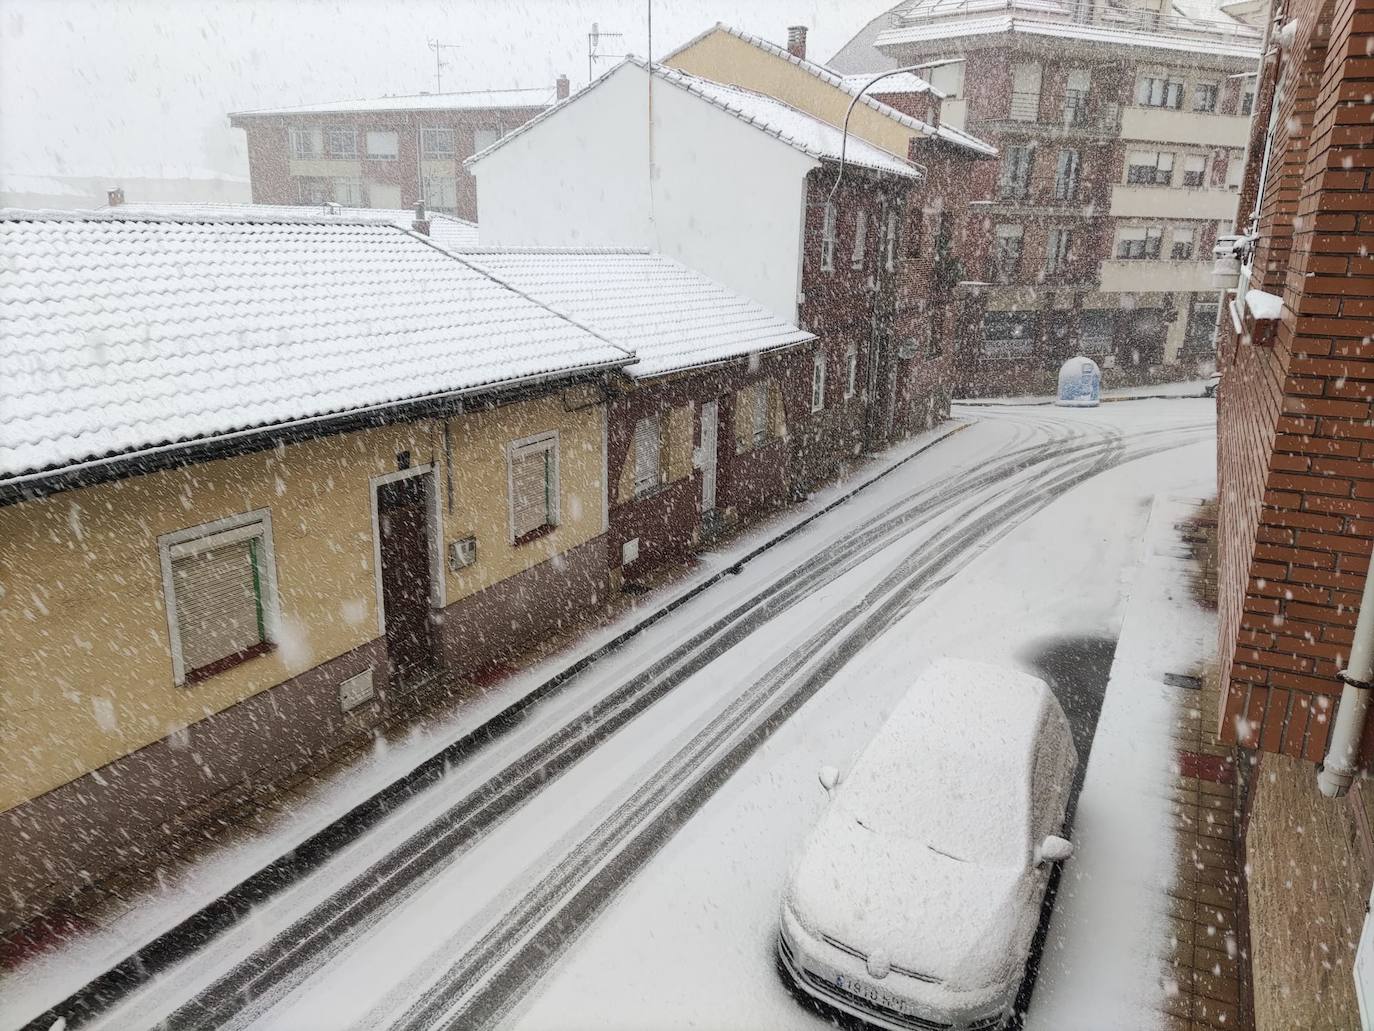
[472,63,817,323]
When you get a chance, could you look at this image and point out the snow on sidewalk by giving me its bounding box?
[1025,493,1219,1031]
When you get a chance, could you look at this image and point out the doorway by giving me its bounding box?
[372,467,441,688]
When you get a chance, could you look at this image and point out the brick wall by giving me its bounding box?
[1218,0,1374,764]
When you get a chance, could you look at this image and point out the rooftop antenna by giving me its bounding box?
[427,40,463,92]
[588,22,626,83]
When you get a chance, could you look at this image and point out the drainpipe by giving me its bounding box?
[1317,559,1374,797]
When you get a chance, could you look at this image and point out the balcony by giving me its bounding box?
[1120,107,1252,147]
[1008,90,1041,122]
[1110,184,1242,220]
[1099,258,1217,294]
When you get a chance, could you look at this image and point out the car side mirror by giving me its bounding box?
[818,765,841,793]
[1035,834,1074,867]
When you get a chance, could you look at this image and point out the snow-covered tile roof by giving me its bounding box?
[839,71,938,96]
[0,212,629,481]
[231,87,555,118]
[97,201,481,248]
[468,58,924,179]
[663,24,996,158]
[457,248,816,379]
[877,3,1261,57]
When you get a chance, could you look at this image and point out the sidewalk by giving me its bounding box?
[1025,493,1250,1031]
[2,420,970,1023]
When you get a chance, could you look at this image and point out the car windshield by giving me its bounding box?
[3,3,1329,1030]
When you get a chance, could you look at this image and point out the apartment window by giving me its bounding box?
[1182,154,1207,188]
[1226,154,1244,190]
[1127,150,1174,186]
[159,511,279,687]
[365,130,399,160]
[508,433,559,541]
[811,354,826,412]
[752,383,770,443]
[821,202,837,272]
[927,60,963,98]
[1010,61,1042,121]
[845,346,858,398]
[993,224,1024,283]
[1053,149,1080,201]
[1193,81,1219,113]
[884,207,898,272]
[1063,69,1091,126]
[632,416,662,495]
[1045,228,1073,274]
[981,311,1038,359]
[1136,73,1184,109]
[333,177,364,207]
[1079,310,1114,356]
[324,128,357,158]
[1000,145,1034,199]
[1170,227,1195,260]
[295,178,330,204]
[1117,226,1163,260]
[289,128,322,159]
[474,127,503,153]
[851,211,868,269]
[1183,301,1221,352]
[421,128,456,158]
[422,176,459,212]
[926,320,943,359]
[1241,84,1256,116]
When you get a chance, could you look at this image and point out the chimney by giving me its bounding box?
[787,25,808,60]
[106,186,124,207]
[412,200,430,236]
[556,74,570,100]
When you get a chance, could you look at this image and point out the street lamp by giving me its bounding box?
[827,58,966,207]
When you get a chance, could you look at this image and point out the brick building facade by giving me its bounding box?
[1212,1,1374,1026]
[831,0,1264,396]
[229,81,566,220]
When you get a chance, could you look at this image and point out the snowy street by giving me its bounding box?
[8,401,1216,1031]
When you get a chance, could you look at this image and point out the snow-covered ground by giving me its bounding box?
[5,401,1216,1031]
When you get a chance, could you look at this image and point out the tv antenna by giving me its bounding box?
[427,40,463,92]
[587,23,626,83]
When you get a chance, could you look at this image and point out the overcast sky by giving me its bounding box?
[0,0,895,180]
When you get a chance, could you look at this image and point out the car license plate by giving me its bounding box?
[835,972,904,1012]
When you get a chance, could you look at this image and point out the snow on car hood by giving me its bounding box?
[788,800,1025,990]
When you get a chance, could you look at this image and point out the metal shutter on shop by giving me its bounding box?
[511,446,552,538]
[172,537,264,673]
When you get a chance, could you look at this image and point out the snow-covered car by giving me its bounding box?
[778,659,1079,1031]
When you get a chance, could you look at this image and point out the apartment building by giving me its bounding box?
[1211,0,1374,1026]
[228,80,567,220]
[832,0,1264,395]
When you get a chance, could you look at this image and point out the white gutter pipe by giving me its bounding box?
[1318,557,1374,797]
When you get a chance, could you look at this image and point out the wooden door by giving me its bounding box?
[377,473,438,687]
[699,400,718,515]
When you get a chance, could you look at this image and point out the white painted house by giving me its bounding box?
[466,58,918,324]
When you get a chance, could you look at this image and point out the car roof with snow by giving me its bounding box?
[0,210,631,486]
[837,659,1065,861]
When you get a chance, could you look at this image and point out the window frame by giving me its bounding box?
[845,346,858,398]
[506,431,560,544]
[365,130,399,160]
[473,126,504,153]
[751,383,770,444]
[1000,144,1034,200]
[1181,153,1207,188]
[420,127,457,159]
[632,415,663,496]
[821,202,837,272]
[1136,73,1185,110]
[1170,227,1196,260]
[993,224,1024,283]
[422,175,459,212]
[332,177,365,207]
[323,127,357,159]
[158,508,280,687]
[1116,226,1163,260]
[1053,148,1080,201]
[1045,227,1073,273]
[851,210,868,270]
[811,353,826,413]
[1127,150,1174,186]
[289,127,322,159]
[1193,81,1219,113]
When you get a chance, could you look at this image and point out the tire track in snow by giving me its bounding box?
[392,425,1210,1031]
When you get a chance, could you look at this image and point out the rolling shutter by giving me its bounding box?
[633,417,661,494]
[511,444,553,538]
[172,536,264,674]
